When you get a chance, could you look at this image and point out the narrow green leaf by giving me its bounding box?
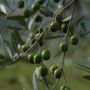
[7,15,27,27]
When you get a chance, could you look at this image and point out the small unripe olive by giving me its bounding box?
[60,42,68,52]
[38,0,45,5]
[61,24,68,33]
[56,15,62,25]
[50,65,58,74]
[34,53,42,64]
[32,3,40,13]
[39,65,48,77]
[60,85,66,90]
[28,53,35,64]
[63,20,70,25]
[54,69,62,79]
[70,35,79,45]
[50,21,60,32]
[35,33,40,40]
[42,49,51,60]
[24,9,31,18]
[53,0,60,3]
[22,44,29,52]
[18,0,24,8]
[34,14,42,22]
[60,85,71,90]
[35,33,43,46]
[39,39,43,46]
[31,38,36,45]
[36,28,43,33]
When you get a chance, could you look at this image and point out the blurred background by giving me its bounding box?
[0,0,90,90]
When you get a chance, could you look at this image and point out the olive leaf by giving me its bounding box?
[0,0,12,13]
[4,40,14,59]
[40,7,54,17]
[0,18,24,30]
[74,0,90,38]
[0,35,10,57]
[7,15,27,27]
[75,63,90,73]
[74,57,90,73]
[83,75,90,80]
[0,10,6,16]
[33,67,39,90]
[0,35,13,67]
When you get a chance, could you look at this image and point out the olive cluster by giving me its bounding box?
[17,0,44,20]
[28,49,51,64]
[49,19,79,52]
[50,65,62,79]
[31,29,44,46]
[22,44,63,79]
[17,0,79,90]
[17,0,61,20]
[22,44,51,77]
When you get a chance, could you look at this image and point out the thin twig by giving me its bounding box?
[65,0,76,43]
[62,71,67,84]
[56,0,74,17]
[50,79,59,90]
[58,0,76,85]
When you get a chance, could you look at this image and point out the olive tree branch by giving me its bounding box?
[11,1,76,89]
[19,0,75,57]
[41,0,76,89]
[56,0,74,18]
[60,0,76,83]
[48,0,76,87]
[65,0,76,42]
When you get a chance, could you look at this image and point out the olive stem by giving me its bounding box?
[62,71,67,84]
[57,0,76,86]
[56,0,74,19]
[65,0,76,43]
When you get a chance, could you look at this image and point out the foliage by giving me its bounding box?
[0,0,90,90]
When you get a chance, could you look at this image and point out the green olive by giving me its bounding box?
[36,28,43,33]
[34,14,43,22]
[61,24,68,33]
[24,8,31,18]
[18,0,24,8]
[34,53,42,64]
[39,65,48,77]
[50,65,58,74]
[42,49,51,60]
[35,33,43,46]
[28,53,35,64]
[70,35,79,45]
[50,21,60,32]
[21,44,29,52]
[60,42,68,52]
[32,3,40,13]
[54,69,62,79]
